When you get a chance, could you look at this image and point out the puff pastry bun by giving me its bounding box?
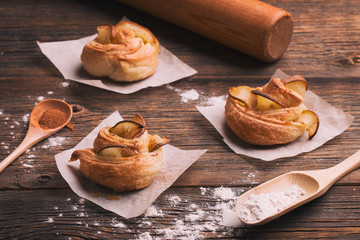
[225,75,319,146]
[81,21,161,82]
[70,114,170,192]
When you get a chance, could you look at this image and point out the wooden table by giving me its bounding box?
[1,0,360,239]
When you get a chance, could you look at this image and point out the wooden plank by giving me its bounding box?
[0,0,359,78]
[0,77,359,189]
[1,186,360,239]
[1,0,360,238]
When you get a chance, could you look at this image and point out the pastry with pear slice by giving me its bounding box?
[225,76,319,146]
[70,114,170,192]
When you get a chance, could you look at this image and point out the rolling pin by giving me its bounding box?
[118,0,293,62]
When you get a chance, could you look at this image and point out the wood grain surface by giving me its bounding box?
[1,0,360,239]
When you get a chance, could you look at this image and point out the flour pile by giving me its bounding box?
[239,184,305,223]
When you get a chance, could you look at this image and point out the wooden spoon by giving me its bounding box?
[236,149,360,225]
[0,99,73,173]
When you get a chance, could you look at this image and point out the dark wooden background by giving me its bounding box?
[1,0,360,239]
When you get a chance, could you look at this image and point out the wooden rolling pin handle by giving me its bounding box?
[118,0,293,62]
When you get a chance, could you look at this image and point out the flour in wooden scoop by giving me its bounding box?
[239,184,305,223]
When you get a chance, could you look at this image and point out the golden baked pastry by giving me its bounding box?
[225,75,319,146]
[70,114,170,192]
[81,21,161,82]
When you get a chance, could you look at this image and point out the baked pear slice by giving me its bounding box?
[94,114,149,156]
[281,75,308,98]
[252,89,285,111]
[148,135,170,152]
[109,119,145,139]
[97,145,126,157]
[298,110,319,139]
[228,86,257,110]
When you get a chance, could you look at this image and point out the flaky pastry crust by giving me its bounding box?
[225,76,317,146]
[69,114,170,192]
[70,148,163,192]
[225,98,306,145]
[81,21,160,82]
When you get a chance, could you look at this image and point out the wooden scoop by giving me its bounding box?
[236,149,360,225]
[0,99,73,173]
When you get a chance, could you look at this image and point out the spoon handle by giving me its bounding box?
[307,149,360,189]
[0,131,44,173]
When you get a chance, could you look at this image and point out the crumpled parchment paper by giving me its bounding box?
[55,111,207,218]
[196,69,354,161]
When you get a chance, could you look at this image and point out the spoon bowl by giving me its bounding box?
[30,99,73,131]
[0,99,73,172]
[236,149,360,225]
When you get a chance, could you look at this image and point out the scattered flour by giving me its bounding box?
[198,95,227,106]
[166,84,226,106]
[179,89,199,103]
[22,113,29,123]
[60,81,69,87]
[168,195,181,206]
[239,184,305,223]
[213,186,236,200]
[199,187,207,196]
[144,205,164,217]
[42,187,244,239]
[185,209,205,222]
[41,136,68,148]
[138,187,243,239]
[138,232,153,240]
[45,217,54,223]
[111,221,126,228]
[167,85,200,103]
[22,163,33,168]
[222,209,243,227]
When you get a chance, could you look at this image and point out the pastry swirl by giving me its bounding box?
[70,147,163,192]
[81,21,160,82]
[225,76,319,146]
[70,114,170,192]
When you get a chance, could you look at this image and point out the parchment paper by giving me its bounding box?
[197,69,354,161]
[37,19,197,94]
[55,111,207,218]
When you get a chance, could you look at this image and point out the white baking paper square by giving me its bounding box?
[55,111,207,218]
[197,69,354,161]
